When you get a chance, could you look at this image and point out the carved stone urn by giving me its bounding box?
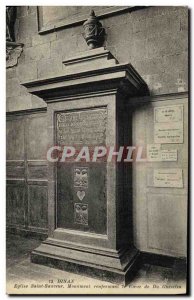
[83,10,105,49]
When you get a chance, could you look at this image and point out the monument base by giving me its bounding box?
[31,239,140,285]
[23,47,149,286]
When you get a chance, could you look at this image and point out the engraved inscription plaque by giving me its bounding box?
[57,107,107,234]
[154,105,184,144]
[147,144,178,161]
[57,108,107,145]
[161,149,177,161]
[147,144,161,161]
[154,122,183,144]
[154,105,183,123]
[154,168,183,188]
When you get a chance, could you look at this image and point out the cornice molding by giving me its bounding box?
[21,48,149,102]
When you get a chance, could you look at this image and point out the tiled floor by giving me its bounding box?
[6,234,187,295]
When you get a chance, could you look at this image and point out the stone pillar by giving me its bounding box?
[22,47,149,285]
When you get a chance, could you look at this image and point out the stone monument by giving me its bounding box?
[22,11,149,285]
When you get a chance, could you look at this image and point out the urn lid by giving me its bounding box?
[83,10,99,26]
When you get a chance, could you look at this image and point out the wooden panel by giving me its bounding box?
[6,161,25,179]
[6,182,26,226]
[28,185,48,229]
[26,114,48,160]
[27,160,48,180]
[6,110,49,235]
[147,193,187,256]
[6,117,25,160]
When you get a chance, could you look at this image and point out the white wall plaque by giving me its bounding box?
[154,105,183,123]
[154,169,183,188]
[154,122,183,144]
[147,144,178,161]
[147,144,161,161]
[161,149,177,161]
[154,105,184,144]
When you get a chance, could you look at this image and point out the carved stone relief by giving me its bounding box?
[6,43,23,68]
[74,167,88,223]
[74,203,88,225]
[74,167,88,188]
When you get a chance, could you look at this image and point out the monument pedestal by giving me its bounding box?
[22,47,148,285]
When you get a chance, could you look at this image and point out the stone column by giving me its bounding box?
[21,47,149,285]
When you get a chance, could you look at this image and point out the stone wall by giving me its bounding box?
[7,6,188,112]
[6,6,188,257]
[132,94,188,257]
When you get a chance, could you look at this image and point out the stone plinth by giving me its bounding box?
[21,47,149,285]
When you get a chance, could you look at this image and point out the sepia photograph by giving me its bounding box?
[6,4,189,295]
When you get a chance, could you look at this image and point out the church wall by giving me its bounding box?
[6,6,188,257]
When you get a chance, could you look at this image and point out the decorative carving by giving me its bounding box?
[6,42,23,68]
[6,6,23,68]
[74,167,88,188]
[6,6,17,42]
[76,190,85,201]
[74,203,88,225]
[83,10,105,50]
